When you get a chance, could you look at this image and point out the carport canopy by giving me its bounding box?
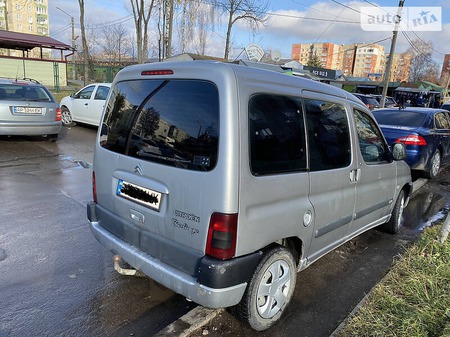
[0,30,72,54]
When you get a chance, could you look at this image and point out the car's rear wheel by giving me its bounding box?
[426,150,441,179]
[232,246,296,331]
[61,107,75,127]
[380,190,404,234]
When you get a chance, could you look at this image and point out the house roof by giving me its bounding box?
[0,30,72,51]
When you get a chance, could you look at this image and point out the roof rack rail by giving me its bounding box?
[22,77,40,84]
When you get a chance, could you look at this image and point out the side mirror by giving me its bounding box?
[392,143,406,161]
[70,93,75,98]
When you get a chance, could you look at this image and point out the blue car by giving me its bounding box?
[372,107,450,179]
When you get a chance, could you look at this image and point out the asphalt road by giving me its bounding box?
[1,125,448,337]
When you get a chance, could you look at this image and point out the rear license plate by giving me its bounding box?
[13,106,43,114]
[116,179,162,211]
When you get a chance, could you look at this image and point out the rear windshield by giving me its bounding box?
[372,110,426,127]
[100,79,219,171]
[0,84,53,102]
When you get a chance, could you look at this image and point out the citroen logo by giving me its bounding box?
[134,163,143,176]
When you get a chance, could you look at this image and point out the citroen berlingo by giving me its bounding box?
[87,61,411,331]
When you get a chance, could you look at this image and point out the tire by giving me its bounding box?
[233,246,296,331]
[380,190,405,234]
[61,106,75,127]
[425,150,441,179]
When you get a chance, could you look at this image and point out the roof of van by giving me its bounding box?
[116,61,363,106]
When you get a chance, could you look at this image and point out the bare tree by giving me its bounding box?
[175,1,214,55]
[130,0,157,63]
[100,23,129,63]
[212,0,269,60]
[78,0,90,85]
[407,39,439,83]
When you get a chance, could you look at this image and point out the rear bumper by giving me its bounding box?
[0,121,61,136]
[87,201,262,308]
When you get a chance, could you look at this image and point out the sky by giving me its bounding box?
[49,0,450,69]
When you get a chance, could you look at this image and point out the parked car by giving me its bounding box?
[352,93,381,110]
[441,102,450,111]
[372,95,398,108]
[87,61,411,331]
[0,77,61,140]
[372,107,450,179]
[60,83,111,127]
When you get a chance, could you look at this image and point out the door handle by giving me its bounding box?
[350,169,361,182]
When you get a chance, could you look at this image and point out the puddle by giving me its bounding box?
[402,190,449,232]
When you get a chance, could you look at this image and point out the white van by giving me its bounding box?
[87,61,411,331]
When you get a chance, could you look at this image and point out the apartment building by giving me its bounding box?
[388,53,413,82]
[291,42,343,70]
[342,43,386,80]
[0,0,49,57]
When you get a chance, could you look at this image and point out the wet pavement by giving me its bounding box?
[0,127,195,337]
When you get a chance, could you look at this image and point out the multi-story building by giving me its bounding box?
[291,42,343,70]
[0,0,49,57]
[439,54,450,87]
[388,53,413,82]
[342,43,386,80]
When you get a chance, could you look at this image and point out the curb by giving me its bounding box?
[154,307,223,337]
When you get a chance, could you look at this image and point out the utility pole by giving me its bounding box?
[381,0,405,108]
[56,7,75,80]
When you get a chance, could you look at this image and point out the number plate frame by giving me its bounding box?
[116,179,162,211]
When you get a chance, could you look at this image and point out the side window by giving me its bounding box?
[249,94,306,175]
[353,109,389,163]
[76,86,95,99]
[435,112,450,129]
[305,99,351,171]
[94,86,110,100]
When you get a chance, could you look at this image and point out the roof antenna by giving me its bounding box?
[15,66,20,81]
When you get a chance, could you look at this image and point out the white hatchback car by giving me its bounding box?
[60,83,111,127]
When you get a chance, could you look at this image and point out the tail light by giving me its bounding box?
[205,213,238,260]
[92,171,97,203]
[395,134,427,146]
[55,107,61,121]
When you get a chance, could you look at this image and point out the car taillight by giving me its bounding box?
[205,213,238,260]
[395,134,427,146]
[56,107,61,121]
[92,171,97,203]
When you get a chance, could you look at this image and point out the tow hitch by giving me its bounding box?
[113,255,146,277]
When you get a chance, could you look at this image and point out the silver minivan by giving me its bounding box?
[87,61,411,331]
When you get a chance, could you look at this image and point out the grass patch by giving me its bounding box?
[51,90,74,103]
[335,223,450,337]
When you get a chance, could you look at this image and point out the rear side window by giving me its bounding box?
[435,112,450,129]
[305,99,351,171]
[249,94,306,175]
[100,79,219,171]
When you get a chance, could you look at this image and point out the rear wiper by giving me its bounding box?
[136,150,191,164]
